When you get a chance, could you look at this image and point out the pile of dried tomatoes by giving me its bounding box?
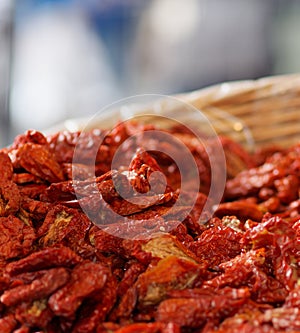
[0,122,299,333]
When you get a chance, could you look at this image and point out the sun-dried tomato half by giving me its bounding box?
[0,121,299,332]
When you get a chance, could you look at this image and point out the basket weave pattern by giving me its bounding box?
[180,74,300,149]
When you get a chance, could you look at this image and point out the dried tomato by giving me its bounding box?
[1,267,69,307]
[156,287,250,328]
[188,220,242,269]
[0,121,299,332]
[10,130,48,150]
[48,261,109,317]
[6,246,82,275]
[72,275,117,333]
[0,180,20,217]
[16,143,64,183]
[0,152,13,180]
[38,205,91,251]
[0,314,17,333]
[214,201,263,221]
[0,215,35,260]
[136,256,207,308]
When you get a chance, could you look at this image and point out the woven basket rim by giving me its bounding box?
[45,73,300,150]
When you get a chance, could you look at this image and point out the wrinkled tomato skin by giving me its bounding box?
[0,123,299,332]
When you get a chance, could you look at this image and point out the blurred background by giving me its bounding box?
[0,0,300,147]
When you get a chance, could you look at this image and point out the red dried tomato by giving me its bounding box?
[0,122,299,332]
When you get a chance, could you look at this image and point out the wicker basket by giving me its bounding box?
[53,74,300,151]
[178,73,300,150]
